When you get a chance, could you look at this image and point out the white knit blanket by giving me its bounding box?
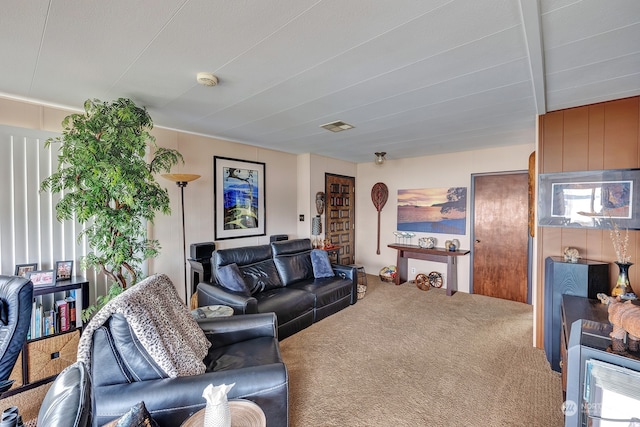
[77,273,211,377]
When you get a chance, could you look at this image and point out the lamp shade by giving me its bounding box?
[311,216,322,235]
[162,173,201,184]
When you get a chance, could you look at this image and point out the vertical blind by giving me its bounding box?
[0,124,107,304]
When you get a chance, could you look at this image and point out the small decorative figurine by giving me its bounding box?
[445,239,459,252]
[563,247,581,263]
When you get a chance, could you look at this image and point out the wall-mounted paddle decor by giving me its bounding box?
[371,182,389,255]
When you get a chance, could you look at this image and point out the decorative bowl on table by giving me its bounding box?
[418,237,436,249]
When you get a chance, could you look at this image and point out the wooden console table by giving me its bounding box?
[387,244,470,295]
[321,245,341,263]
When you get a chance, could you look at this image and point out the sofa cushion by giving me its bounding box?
[271,238,313,256]
[204,336,282,372]
[214,244,272,268]
[289,277,354,309]
[255,288,315,326]
[217,263,251,296]
[310,250,334,278]
[214,245,284,294]
[107,314,168,381]
[240,260,284,294]
[271,238,315,286]
[273,253,314,286]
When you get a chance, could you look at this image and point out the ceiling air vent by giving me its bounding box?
[320,120,355,132]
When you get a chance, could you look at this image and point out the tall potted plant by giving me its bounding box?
[41,98,183,319]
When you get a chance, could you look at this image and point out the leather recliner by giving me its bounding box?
[0,275,33,393]
[37,361,93,427]
[88,312,288,427]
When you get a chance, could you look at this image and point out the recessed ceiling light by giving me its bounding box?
[320,120,355,132]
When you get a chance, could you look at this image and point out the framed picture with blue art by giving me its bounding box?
[397,187,467,235]
[214,156,266,240]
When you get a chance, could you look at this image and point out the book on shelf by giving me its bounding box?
[43,309,56,336]
[32,303,43,339]
[65,296,76,327]
[56,299,69,332]
[29,294,79,339]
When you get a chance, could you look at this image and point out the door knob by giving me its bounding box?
[475,239,480,243]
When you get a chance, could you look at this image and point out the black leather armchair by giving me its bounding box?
[0,275,33,393]
[37,361,93,427]
[88,312,288,427]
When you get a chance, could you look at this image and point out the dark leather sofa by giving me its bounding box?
[197,238,357,340]
[88,312,288,426]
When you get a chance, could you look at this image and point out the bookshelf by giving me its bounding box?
[4,276,89,396]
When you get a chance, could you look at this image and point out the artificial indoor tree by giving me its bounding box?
[41,98,183,318]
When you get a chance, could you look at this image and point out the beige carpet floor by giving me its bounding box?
[279,276,564,427]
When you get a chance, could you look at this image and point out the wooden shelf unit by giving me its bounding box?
[4,276,89,397]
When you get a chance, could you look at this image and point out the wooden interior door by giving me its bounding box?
[472,172,529,303]
[325,174,355,265]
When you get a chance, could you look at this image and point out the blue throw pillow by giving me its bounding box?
[311,250,335,278]
[217,263,251,296]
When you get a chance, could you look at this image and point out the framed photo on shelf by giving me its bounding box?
[538,168,640,229]
[15,263,38,278]
[55,260,74,281]
[26,269,55,287]
[214,156,266,240]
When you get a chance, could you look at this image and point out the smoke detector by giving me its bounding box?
[196,72,218,87]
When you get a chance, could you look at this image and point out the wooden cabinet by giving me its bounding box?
[543,257,609,372]
[5,276,88,395]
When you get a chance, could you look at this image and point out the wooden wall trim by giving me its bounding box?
[535,95,640,348]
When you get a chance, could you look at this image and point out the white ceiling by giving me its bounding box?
[2,0,639,163]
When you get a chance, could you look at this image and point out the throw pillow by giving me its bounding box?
[217,263,251,296]
[103,401,159,427]
[311,249,335,278]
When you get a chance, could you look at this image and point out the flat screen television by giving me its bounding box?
[565,320,640,426]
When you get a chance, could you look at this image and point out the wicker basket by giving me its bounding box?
[27,330,80,383]
[379,265,397,283]
[357,284,367,299]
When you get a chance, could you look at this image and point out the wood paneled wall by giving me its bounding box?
[536,96,640,346]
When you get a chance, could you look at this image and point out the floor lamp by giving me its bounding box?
[162,173,201,305]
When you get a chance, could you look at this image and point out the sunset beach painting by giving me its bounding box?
[397,187,467,235]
